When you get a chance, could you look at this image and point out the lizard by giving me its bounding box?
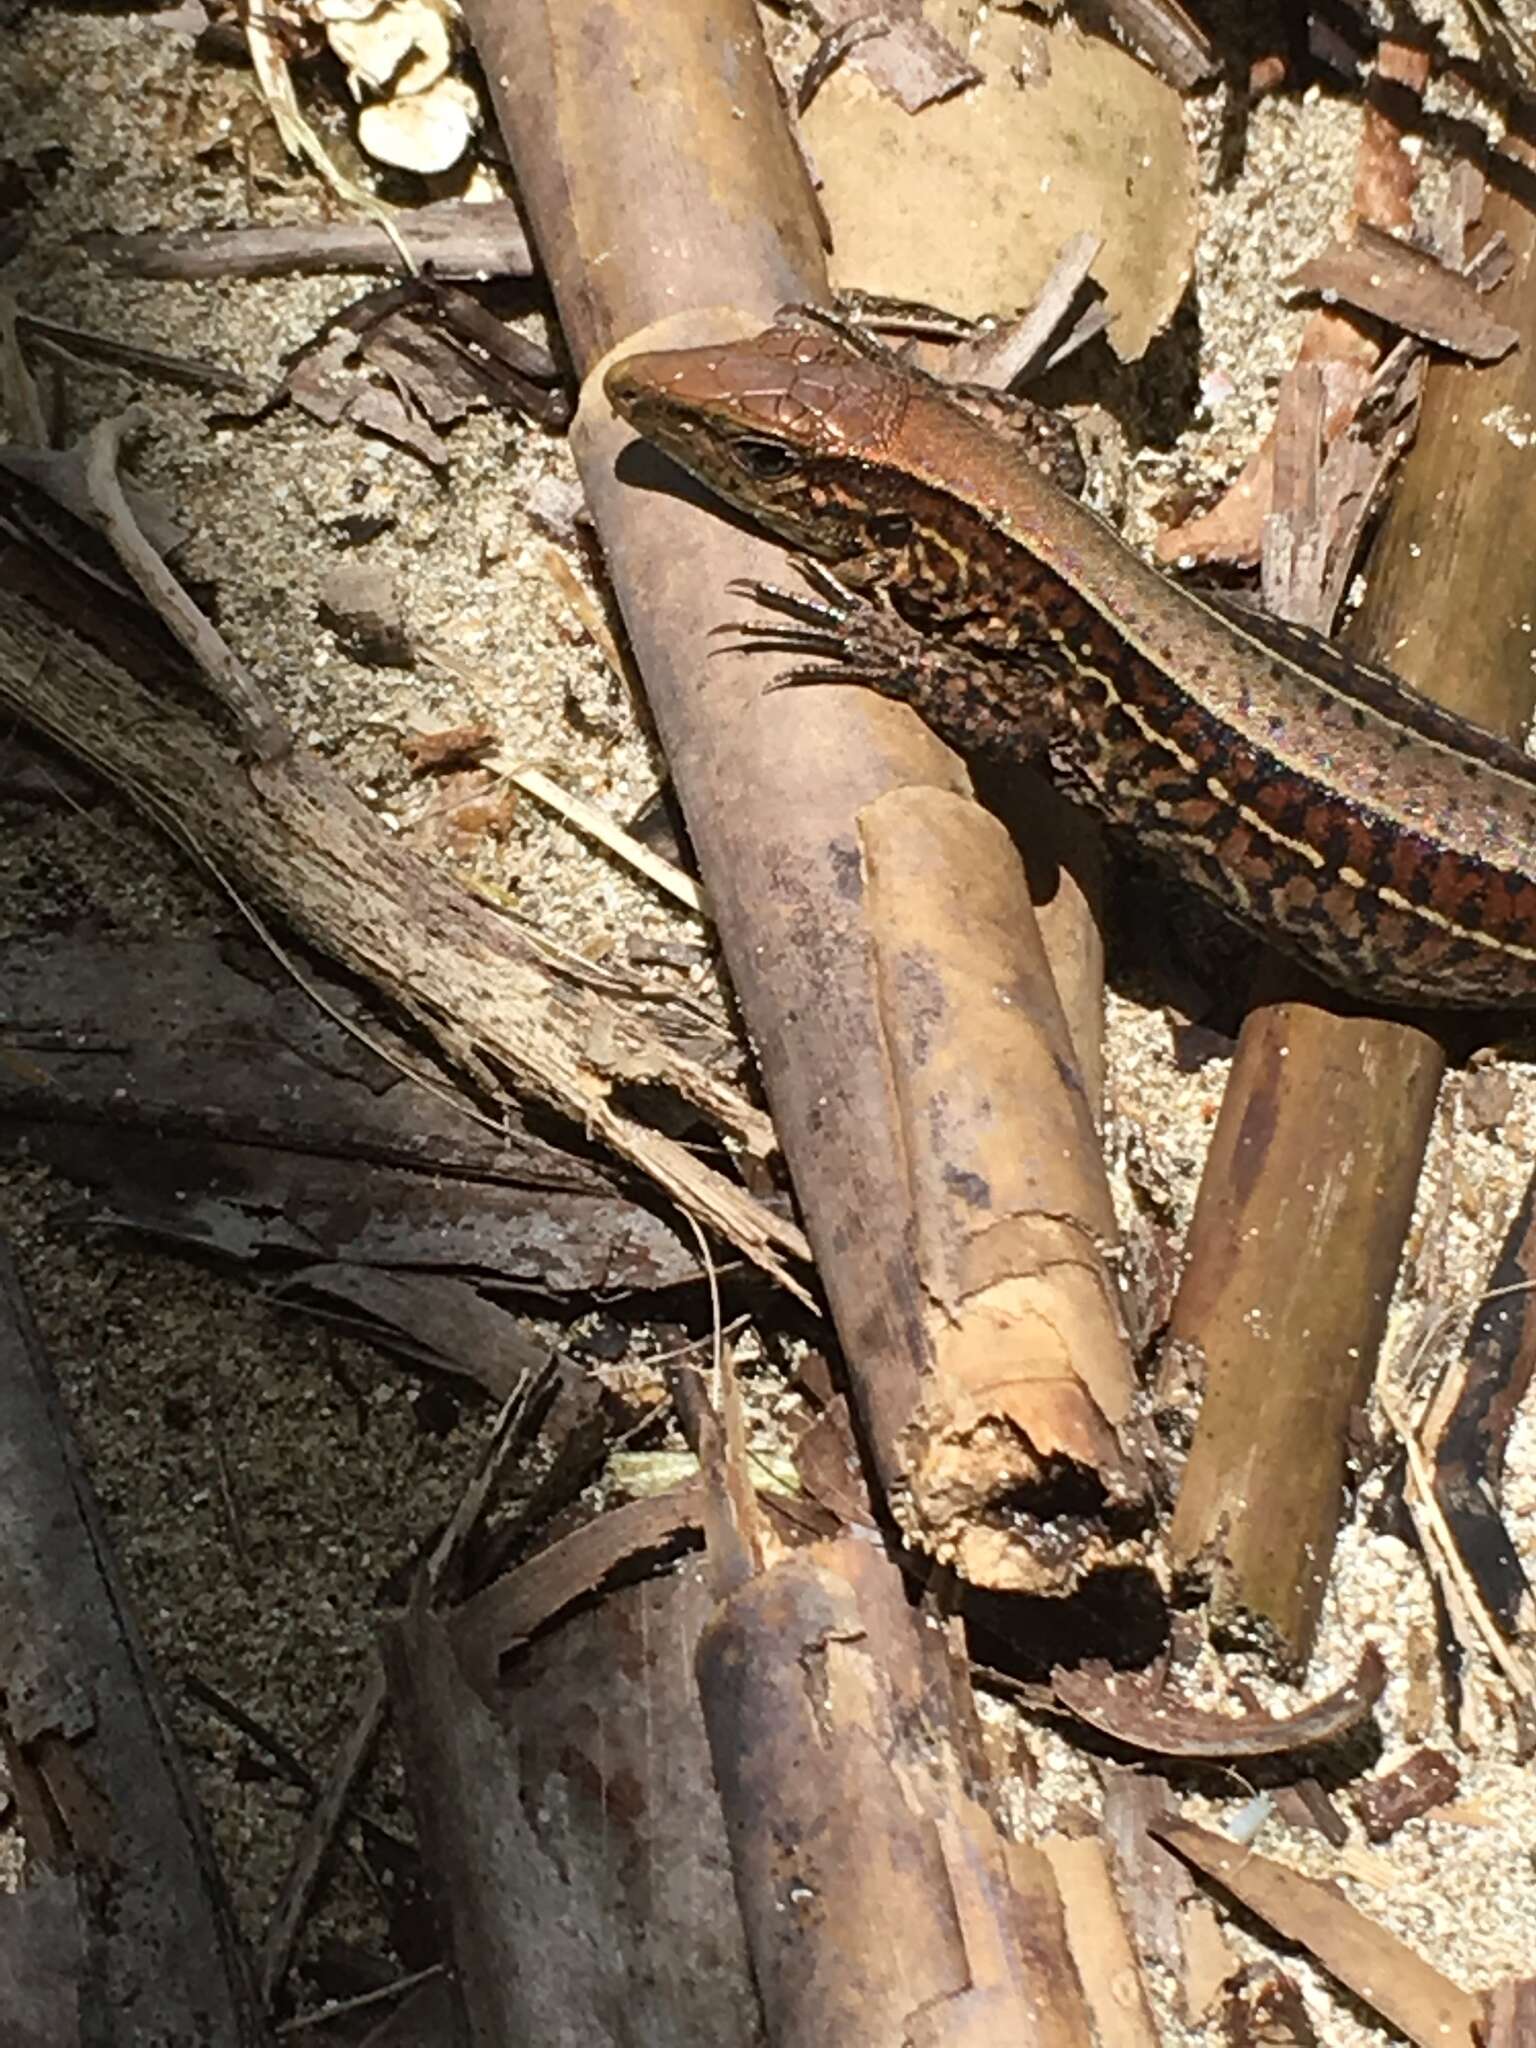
[604,317,1536,1010]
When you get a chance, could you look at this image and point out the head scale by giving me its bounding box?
[604,323,911,563]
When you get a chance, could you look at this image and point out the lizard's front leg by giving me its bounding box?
[723,562,1076,766]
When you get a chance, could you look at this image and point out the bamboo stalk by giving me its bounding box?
[470,0,1148,1588]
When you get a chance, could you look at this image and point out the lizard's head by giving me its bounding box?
[604,323,914,579]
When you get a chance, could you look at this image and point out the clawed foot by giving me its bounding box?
[716,559,934,695]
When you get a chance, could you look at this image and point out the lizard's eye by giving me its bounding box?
[732,437,800,481]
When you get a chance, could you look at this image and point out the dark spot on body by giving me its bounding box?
[829,839,864,901]
[944,1164,993,1208]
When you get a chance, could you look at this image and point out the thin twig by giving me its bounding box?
[244,0,413,271]
[258,1370,547,2005]
[1379,1327,1536,1707]
[0,289,48,447]
[500,761,708,915]
[18,312,253,396]
[83,412,289,760]
[274,1965,445,2035]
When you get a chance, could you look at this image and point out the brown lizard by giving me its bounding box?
[605,319,1536,1008]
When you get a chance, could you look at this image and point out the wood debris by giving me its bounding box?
[1041,1829,1160,2048]
[0,925,708,1367]
[0,1244,265,2039]
[1098,0,1218,89]
[275,281,567,467]
[80,198,535,282]
[1220,1965,1319,2048]
[6,0,1536,2028]
[1050,1646,1387,1759]
[1151,1817,1483,2048]
[1351,1747,1462,1842]
[1158,37,1431,569]
[1156,91,1536,1679]
[1100,1766,1235,2022]
[1420,1178,1536,1652]
[1270,1778,1350,1848]
[1483,1977,1536,2047]
[794,0,980,110]
[0,593,806,1294]
[1286,220,1519,361]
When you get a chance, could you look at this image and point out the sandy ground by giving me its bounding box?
[2,1,1535,2036]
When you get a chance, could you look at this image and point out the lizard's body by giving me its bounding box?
[606,321,1536,1007]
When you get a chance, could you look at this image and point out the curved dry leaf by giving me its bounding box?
[313,0,385,23]
[802,7,1196,361]
[329,0,453,96]
[358,75,477,172]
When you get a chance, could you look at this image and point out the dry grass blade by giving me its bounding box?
[500,761,708,915]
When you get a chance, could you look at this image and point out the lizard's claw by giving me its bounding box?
[713,563,937,704]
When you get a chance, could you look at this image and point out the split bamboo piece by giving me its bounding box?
[695,1530,1095,2048]
[469,0,1152,1589]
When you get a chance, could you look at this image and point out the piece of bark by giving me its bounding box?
[1350,1747,1461,1842]
[448,1483,705,1692]
[385,1557,763,2047]
[0,930,704,1323]
[945,232,1106,390]
[795,15,894,115]
[796,0,980,110]
[1151,1816,1483,2048]
[1483,1977,1536,2047]
[1051,1646,1385,1759]
[475,0,1147,1588]
[1160,129,1536,1672]
[1271,1778,1350,1848]
[1099,1766,1235,2021]
[1421,1170,1536,1642]
[0,591,806,1295]
[1286,221,1519,361]
[0,1241,267,2043]
[276,281,567,462]
[0,1873,82,2048]
[1260,341,1424,630]
[1220,1964,1319,2048]
[790,1392,877,1528]
[695,1531,1093,2048]
[1157,39,1430,568]
[79,199,535,281]
[857,789,1146,1588]
[1096,0,1218,87]
[1339,139,1536,1390]
[1040,1833,1159,2048]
